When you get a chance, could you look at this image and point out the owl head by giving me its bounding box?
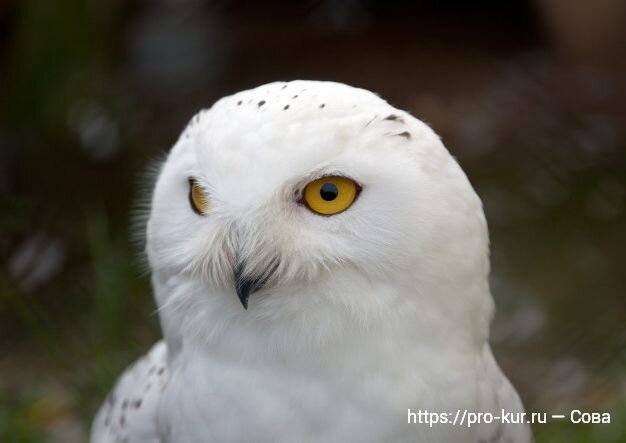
[146,81,493,350]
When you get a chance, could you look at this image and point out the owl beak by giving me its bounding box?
[234,258,279,309]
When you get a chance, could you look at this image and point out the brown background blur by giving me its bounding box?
[1,1,625,441]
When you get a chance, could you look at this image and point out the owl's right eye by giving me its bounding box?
[189,178,209,215]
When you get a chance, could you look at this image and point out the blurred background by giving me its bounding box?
[0,0,625,441]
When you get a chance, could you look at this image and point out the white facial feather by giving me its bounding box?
[146,80,492,352]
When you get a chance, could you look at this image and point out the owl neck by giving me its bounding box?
[152,265,494,366]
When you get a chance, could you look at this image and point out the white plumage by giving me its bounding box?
[91,80,532,443]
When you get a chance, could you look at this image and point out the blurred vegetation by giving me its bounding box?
[1,0,625,441]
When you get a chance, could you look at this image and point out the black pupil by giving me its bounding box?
[320,183,339,201]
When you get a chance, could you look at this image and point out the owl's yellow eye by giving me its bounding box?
[189,179,209,215]
[303,176,359,216]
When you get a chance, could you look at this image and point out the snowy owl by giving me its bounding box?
[91,80,532,443]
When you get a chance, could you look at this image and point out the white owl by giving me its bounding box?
[91,80,532,443]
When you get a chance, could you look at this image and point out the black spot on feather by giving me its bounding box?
[384,114,404,123]
[396,131,411,140]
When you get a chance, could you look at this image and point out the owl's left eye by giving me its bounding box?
[303,176,360,216]
[189,178,209,215]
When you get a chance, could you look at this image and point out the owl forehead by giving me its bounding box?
[220,80,390,119]
[203,81,393,141]
[179,81,427,201]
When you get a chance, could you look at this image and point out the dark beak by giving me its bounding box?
[234,258,279,309]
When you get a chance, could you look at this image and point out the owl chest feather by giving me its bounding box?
[157,339,507,443]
